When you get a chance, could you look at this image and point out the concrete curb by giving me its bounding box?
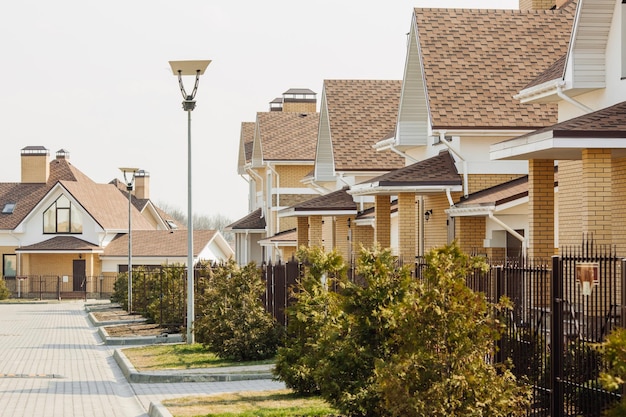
[113,349,274,384]
[97,326,184,346]
[148,402,173,417]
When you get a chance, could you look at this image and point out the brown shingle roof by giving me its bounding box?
[457,176,529,206]
[416,4,575,129]
[17,236,102,252]
[102,229,217,257]
[523,54,567,90]
[324,79,404,171]
[257,112,319,161]
[226,208,266,231]
[288,187,356,212]
[361,150,461,187]
[242,122,255,163]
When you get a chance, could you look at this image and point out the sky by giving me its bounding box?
[0,0,517,223]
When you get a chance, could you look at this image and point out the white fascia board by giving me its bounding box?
[278,210,357,218]
[354,218,375,227]
[349,184,463,196]
[491,135,626,160]
[372,137,396,151]
[18,249,104,254]
[264,160,314,165]
[513,79,561,103]
[272,187,319,195]
[445,205,495,217]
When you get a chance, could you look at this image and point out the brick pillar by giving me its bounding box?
[375,195,391,249]
[335,215,351,260]
[397,193,416,260]
[353,224,374,254]
[528,159,555,259]
[297,217,308,248]
[309,215,323,248]
[582,149,612,245]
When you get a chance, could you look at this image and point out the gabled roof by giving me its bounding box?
[414,4,575,129]
[102,229,220,257]
[317,79,404,174]
[16,236,103,253]
[349,150,462,196]
[278,187,357,218]
[225,208,266,231]
[254,112,319,162]
[258,228,297,247]
[491,100,626,160]
[237,122,255,175]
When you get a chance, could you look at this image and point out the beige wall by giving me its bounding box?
[455,216,487,255]
[423,194,451,252]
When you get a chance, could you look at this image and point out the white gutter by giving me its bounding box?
[445,188,454,206]
[488,212,526,259]
[266,163,280,233]
[245,167,265,217]
[372,137,418,163]
[437,130,468,198]
[556,83,594,114]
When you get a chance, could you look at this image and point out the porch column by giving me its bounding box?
[582,149,612,245]
[309,215,323,248]
[297,217,308,248]
[528,159,555,259]
[335,215,352,260]
[375,195,391,249]
[397,193,416,261]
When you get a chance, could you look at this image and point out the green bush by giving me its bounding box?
[146,265,186,327]
[195,260,282,361]
[111,272,128,309]
[0,279,10,300]
[274,246,346,395]
[597,327,626,417]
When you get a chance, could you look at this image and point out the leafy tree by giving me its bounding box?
[274,246,347,395]
[374,243,530,417]
[195,260,281,361]
[314,245,415,416]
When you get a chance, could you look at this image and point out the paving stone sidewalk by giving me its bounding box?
[0,301,283,417]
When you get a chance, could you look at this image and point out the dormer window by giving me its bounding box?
[2,203,15,214]
[43,195,83,234]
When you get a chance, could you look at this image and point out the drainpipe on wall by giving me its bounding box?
[438,131,469,198]
[556,83,594,114]
[9,232,21,276]
[389,145,418,164]
[488,211,526,259]
[245,167,264,214]
[419,195,425,256]
[445,188,454,207]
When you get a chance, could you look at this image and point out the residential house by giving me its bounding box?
[350,2,576,260]
[228,89,319,264]
[0,146,233,294]
[490,0,626,257]
[279,79,404,261]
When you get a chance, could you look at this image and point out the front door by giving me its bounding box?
[73,259,86,291]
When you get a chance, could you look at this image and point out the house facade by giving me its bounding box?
[1,146,233,293]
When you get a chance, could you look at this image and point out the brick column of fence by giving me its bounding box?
[528,159,555,259]
[582,149,612,245]
[309,215,323,248]
[375,195,391,249]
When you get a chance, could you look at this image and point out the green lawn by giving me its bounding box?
[122,343,274,371]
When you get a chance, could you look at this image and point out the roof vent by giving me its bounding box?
[56,149,70,160]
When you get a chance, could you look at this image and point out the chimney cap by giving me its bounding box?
[21,146,49,156]
[56,149,70,159]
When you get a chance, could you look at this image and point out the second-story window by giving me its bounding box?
[43,195,83,234]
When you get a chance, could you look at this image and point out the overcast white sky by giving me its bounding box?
[0,0,517,222]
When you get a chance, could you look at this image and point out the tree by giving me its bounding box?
[597,327,626,417]
[374,243,530,417]
[195,260,281,361]
[274,246,347,395]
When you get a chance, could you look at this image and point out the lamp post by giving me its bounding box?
[169,59,211,344]
[119,167,139,313]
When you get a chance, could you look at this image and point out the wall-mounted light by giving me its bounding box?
[347,218,351,228]
[424,209,433,221]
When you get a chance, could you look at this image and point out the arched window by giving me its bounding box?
[43,195,83,234]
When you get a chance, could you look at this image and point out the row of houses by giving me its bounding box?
[228,0,626,265]
[0,147,234,292]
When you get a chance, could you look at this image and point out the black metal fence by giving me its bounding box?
[2,275,118,300]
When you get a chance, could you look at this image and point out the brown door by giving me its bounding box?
[73,259,86,291]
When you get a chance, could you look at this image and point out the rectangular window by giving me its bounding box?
[3,254,16,278]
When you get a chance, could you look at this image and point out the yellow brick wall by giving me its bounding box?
[334,215,352,260]
[21,154,49,183]
[397,193,416,260]
[468,174,525,196]
[275,165,314,188]
[279,216,296,233]
[519,0,555,10]
[455,216,486,255]
[528,159,556,259]
[309,216,323,248]
[613,157,626,254]
[297,217,308,247]
[282,102,316,113]
[322,216,333,251]
[423,194,452,252]
[375,196,391,249]
[353,224,375,256]
[557,160,582,247]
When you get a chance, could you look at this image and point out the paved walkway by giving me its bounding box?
[0,301,284,416]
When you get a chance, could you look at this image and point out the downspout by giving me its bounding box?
[266,163,280,233]
[438,131,469,198]
[245,167,264,213]
[244,230,249,264]
[488,211,526,259]
[9,232,21,276]
[445,188,454,207]
[556,83,594,114]
[389,145,418,164]
[418,195,425,256]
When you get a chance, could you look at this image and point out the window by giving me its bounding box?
[43,195,83,234]
[3,254,16,278]
[1,203,15,214]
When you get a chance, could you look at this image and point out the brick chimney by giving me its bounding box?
[280,88,317,113]
[21,146,50,183]
[519,0,555,10]
[134,170,150,199]
[269,97,283,112]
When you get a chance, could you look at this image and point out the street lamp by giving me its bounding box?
[169,59,211,344]
[119,167,140,313]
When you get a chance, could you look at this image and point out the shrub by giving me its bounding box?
[0,279,10,300]
[195,260,281,361]
[274,246,346,395]
[111,272,128,309]
[597,327,626,417]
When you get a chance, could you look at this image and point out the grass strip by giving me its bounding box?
[162,389,339,417]
[122,343,274,371]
